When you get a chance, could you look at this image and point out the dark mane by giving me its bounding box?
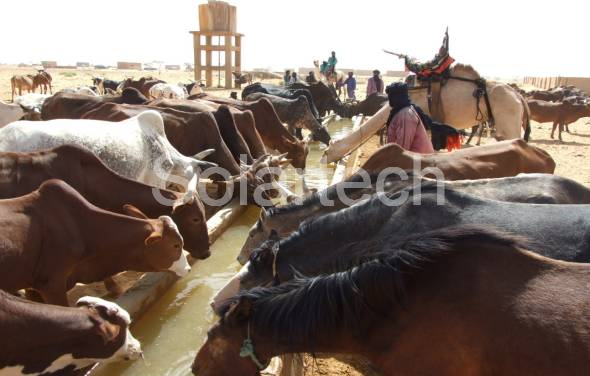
[221,226,527,349]
[267,170,424,217]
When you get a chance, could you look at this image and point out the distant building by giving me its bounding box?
[386,70,407,77]
[117,62,142,70]
[76,62,91,68]
[165,65,181,71]
[41,61,58,69]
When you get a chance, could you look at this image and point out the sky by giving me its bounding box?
[1,0,588,78]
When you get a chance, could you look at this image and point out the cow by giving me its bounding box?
[32,71,53,94]
[60,86,99,96]
[147,98,254,164]
[42,89,149,120]
[184,81,205,96]
[0,100,24,127]
[244,92,331,145]
[79,103,288,203]
[232,71,252,86]
[13,93,51,121]
[528,99,590,140]
[120,77,166,97]
[10,75,35,101]
[185,100,267,159]
[0,145,209,260]
[0,111,216,191]
[360,140,555,179]
[0,291,142,374]
[0,179,189,306]
[148,83,188,100]
[193,94,309,170]
[92,77,122,95]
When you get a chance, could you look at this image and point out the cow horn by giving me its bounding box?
[193,149,215,160]
[279,159,292,166]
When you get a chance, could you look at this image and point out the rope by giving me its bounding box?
[240,322,270,370]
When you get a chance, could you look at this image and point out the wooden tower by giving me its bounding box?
[190,1,243,89]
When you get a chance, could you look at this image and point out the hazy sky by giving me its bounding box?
[2,0,588,77]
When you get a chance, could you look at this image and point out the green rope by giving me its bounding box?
[239,323,269,370]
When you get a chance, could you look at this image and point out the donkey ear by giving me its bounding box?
[122,204,149,220]
[224,296,253,325]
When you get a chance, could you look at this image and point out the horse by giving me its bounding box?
[196,226,590,376]
[234,172,590,266]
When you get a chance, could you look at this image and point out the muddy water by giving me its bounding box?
[93,118,354,376]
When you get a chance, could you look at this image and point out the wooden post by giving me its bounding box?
[225,34,233,89]
[235,35,242,89]
[194,33,202,83]
[205,35,213,87]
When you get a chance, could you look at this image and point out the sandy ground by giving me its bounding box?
[4,66,590,375]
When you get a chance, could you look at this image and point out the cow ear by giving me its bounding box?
[224,296,252,326]
[145,230,163,246]
[90,316,121,344]
[122,204,149,220]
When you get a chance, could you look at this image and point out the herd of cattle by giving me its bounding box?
[520,84,590,140]
[1,73,590,375]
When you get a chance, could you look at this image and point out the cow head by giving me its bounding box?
[123,206,190,277]
[171,193,210,260]
[75,296,142,364]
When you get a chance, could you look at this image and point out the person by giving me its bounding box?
[306,71,317,84]
[385,82,434,153]
[342,71,357,100]
[327,51,337,77]
[366,70,384,97]
[283,70,291,86]
[289,72,299,84]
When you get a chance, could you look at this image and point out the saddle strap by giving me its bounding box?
[449,76,495,129]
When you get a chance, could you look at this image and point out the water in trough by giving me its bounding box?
[93,118,354,376]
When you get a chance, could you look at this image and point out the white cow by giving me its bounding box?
[0,111,215,191]
[149,83,188,99]
[60,86,99,96]
[13,93,51,121]
[0,100,24,127]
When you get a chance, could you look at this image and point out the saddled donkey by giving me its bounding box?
[0,291,142,374]
[408,64,531,142]
[235,172,590,265]
[0,111,215,191]
[197,226,590,376]
[10,75,35,101]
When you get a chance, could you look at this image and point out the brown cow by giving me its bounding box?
[0,291,142,374]
[528,99,590,140]
[120,77,165,97]
[190,100,267,159]
[148,98,254,164]
[41,89,149,120]
[360,140,555,179]
[10,75,35,101]
[32,70,53,94]
[0,179,188,306]
[193,94,309,170]
[0,145,209,260]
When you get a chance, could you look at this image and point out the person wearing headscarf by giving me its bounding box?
[385,82,434,153]
[284,70,291,86]
[366,70,384,97]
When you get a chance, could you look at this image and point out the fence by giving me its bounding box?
[523,76,590,93]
